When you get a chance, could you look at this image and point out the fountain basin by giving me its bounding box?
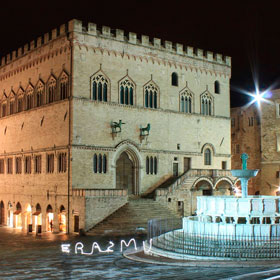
[196,195,280,217]
[231,169,259,178]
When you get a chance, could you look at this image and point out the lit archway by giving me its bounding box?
[14,202,22,229]
[214,179,233,196]
[113,141,142,195]
[190,178,214,215]
[7,201,13,227]
[59,205,66,232]
[25,204,32,231]
[33,203,42,231]
[46,205,54,232]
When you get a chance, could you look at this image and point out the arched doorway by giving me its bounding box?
[7,201,13,227]
[46,205,54,232]
[25,204,32,231]
[116,149,140,195]
[58,205,66,232]
[214,179,233,196]
[0,201,4,225]
[14,202,22,228]
[191,178,213,215]
[116,152,134,194]
[33,203,42,232]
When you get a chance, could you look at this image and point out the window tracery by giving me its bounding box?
[25,84,34,110]
[93,153,107,174]
[120,78,134,105]
[59,72,69,100]
[144,81,159,109]
[146,156,158,175]
[92,73,109,102]
[180,90,193,113]
[201,92,213,116]
[35,81,44,107]
[47,76,57,104]
[17,87,24,113]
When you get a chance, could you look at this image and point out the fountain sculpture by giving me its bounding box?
[145,153,280,260]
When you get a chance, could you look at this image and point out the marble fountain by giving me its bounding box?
[145,153,280,260]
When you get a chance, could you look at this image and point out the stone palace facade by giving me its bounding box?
[0,19,233,233]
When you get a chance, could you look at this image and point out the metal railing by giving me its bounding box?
[147,218,280,259]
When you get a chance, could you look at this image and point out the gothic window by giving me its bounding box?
[9,99,15,115]
[35,81,45,107]
[201,92,213,116]
[1,103,7,117]
[91,73,109,102]
[214,81,220,94]
[47,76,57,104]
[93,154,98,173]
[58,153,67,173]
[0,159,4,174]
[59,72,69,100]
[17,87,24,113]
[25,85,34,110]
[25,156,32,174]
[146,156,158,175]
[154,157,158,174]
[171,72,178,86]
[98,154,102,173]
[16,157,22,174]
[204,149,211,165]
[103,154,107,173]
[146,157,149,174]
[47,154,54,173]
[144,82,159,109]
[119,78,135,105]
[18,98,23,112]
[93,154,107,174]
[7,158,13,174]
[180,90,193,113]
[34,155,42,174]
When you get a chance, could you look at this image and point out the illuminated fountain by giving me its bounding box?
[144,153,280,260]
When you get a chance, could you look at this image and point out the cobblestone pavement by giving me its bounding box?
[0,227,278,279]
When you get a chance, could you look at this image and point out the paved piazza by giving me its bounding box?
[0,227,278,280]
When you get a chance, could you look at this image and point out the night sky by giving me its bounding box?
[0,1,279,107]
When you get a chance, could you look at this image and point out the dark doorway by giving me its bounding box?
[116,152,134,194]
[0,201,4,224]
[173,162,179,177]
[177,201,184,216]
[203,189,212,196]
[74,215,79,233]
[184,157,191,172]
[222,161,227,170]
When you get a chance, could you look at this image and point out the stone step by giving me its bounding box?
[87,198,181,236]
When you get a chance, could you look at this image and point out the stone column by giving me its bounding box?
[240,178,249,198]
[53,212,59,233]
[42,213,46,232]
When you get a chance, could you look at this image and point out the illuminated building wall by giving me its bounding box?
[0,19,232,233]
[260,89,280,195]
[231,105,261,194]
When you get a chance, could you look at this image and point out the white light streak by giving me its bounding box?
[120,238,137,252]
[62,238,153,255]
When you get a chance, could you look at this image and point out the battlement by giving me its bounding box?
[0,19,231,68]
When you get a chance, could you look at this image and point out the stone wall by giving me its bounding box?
[260,89,280,195]
[231,105,261,194]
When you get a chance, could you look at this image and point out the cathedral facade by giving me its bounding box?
[0,19,232,233]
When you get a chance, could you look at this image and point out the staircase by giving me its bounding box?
[86,198,181,236]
